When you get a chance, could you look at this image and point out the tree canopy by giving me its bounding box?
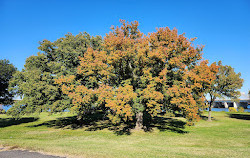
[8,20,225,128]
[8,32,102,117]
[0,59,17,105]
[55,20,218,127]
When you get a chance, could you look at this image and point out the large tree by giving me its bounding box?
[0,59,17,105]
[207,61,243,121]
[8,32,102,117]
[56,20,217,128]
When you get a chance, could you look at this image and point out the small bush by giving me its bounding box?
[238,107,245,113]
[229,107,237,112]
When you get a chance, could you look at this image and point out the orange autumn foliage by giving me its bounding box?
[55,20,218,125]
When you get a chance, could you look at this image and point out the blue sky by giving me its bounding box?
[1,0,250,98]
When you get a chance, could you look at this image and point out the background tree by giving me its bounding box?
[207,61,243,121]
[0,59,17,105]
[38,32,102,76]
[8,33,102,117]
[56,20,216,128]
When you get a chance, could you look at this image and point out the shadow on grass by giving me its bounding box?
[27,112,132,135]
[200,115,217,121]
[143,115,188,134]
[0,117,38,128]
[27,112,187,135]
[228,113,250,120]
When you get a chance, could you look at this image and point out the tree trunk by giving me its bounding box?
[208,104,212,122]
[208,94,215,122]
[135,112,143,130]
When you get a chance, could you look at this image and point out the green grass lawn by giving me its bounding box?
[0,112,249,158]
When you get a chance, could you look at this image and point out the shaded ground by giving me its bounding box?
[0,149,65,158]
[0,117,38,128]
[144,115,187,133]
[228,113,250,120]
[26,112,187,135]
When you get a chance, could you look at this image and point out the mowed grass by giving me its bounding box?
[0,112,249,158]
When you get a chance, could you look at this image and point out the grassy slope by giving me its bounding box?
[0,112,249,158]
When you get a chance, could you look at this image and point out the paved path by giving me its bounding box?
[0,149,66,158]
